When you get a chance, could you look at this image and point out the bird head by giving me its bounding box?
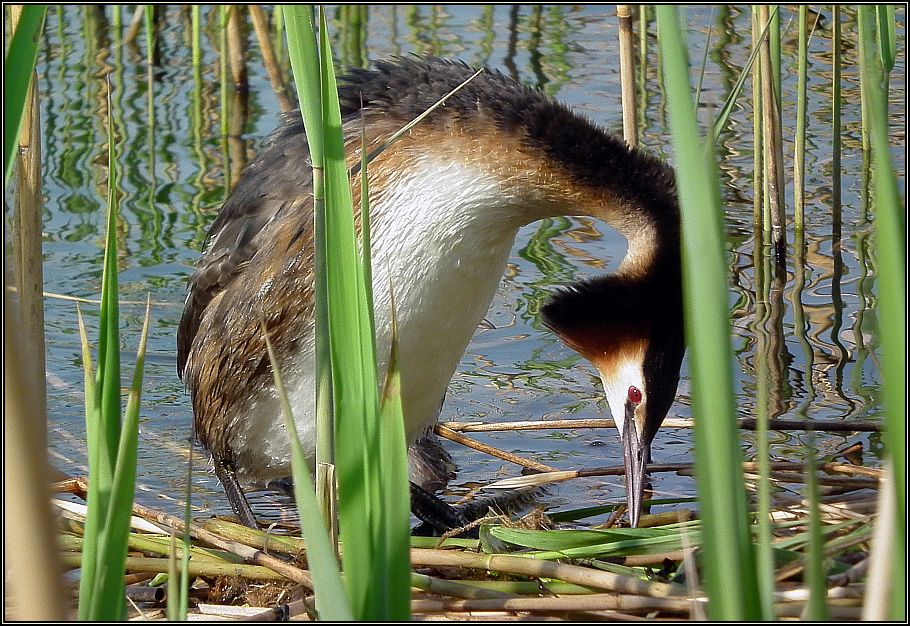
[541,274,684,527]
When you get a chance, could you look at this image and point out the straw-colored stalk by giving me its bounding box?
[249,5,294,112]
[225,5,248,91]
[794,5,808,231]
[435,424,558,473]
[123,5,144,45]
[10,5,47,446]
[438,416,881,433]
[3,308,66,621]
[751,7,764,228]
[410,548,685,597]
[758,4,786,262]
[617,5,637,147]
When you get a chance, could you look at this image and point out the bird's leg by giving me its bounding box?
[213,456,259,528]
[410,481,471,536]
[410,482,543,537]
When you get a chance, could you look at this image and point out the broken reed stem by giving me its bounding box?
[617,5,637,147]
[439,417,882,433]
[434,425,558,473]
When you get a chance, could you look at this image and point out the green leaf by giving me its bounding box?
[3,5,47,186]
[656,6,760,620]
[263,320,353,621]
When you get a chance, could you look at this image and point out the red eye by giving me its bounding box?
[628,386,642,404]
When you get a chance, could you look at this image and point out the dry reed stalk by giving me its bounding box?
[409,548,687,597]
[123,572,157,585]
[409,593,695,614]
[64,475,314,588]
[499,460,882,490]
[617,5,637,147]
[197,600,309,620]
[764,472,877,489]
[248,5,293,112]
[124,585,165,603]
[4,307,67,621]
[57,553,289,581]
[758,5,786,262]
[440,417,881,433]
[9,4,47,447]
[774,531,872,583]
[434,425,558,473]
[225,5,248,91]
[4,32,63,603]
[775,604,862,619]
[751,6,764,228]
[123,5,144,44]
[5,285,180,307]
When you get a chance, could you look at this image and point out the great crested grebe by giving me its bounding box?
[177,56,685,530]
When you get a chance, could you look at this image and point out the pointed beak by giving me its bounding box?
[622,407,650,528]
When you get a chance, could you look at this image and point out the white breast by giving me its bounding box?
[230,156,539,482]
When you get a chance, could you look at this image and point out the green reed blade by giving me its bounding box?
[263,320,353,621]
[656,6,760,620]
[167,533,179,622]
[693,6,714,109]
[79,81,123,619]
[90,299,150,619]
[3,5,46,186]
[876,5,896,74]
[179,439,192,620]
[283,5,334,471]
[360,122,376,346]
[97,88,122,486]
[858,8,906,620]
[315,9,382,617]
[75,305,100,619]
[769,3,780,109]
[283,6,409,619]
[378,288,412,619]
[801,434,828,620]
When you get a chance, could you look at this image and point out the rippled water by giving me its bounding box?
[24,6,904,523]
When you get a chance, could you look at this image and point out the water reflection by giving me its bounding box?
[29,6,901,524]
